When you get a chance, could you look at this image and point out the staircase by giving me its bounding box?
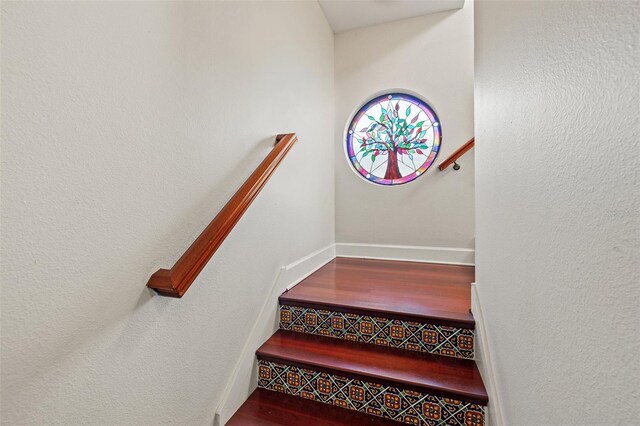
[228,258,488,425]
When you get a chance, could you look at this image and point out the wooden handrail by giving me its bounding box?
[438,137,474,171]
[147,133,299,298]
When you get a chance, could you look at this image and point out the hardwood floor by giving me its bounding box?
[279,257,475,327]
[257,330,488,405]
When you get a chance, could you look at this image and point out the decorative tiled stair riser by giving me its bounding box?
[258,360,485,426]
[279,305,474,360]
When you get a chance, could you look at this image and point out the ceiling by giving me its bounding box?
[318,0,465,33]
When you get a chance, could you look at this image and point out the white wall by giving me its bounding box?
[334,1,475,260]
[475,1,639,424]
[0,2,334,425]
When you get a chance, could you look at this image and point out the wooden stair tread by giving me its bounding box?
[227,388,402,425]
[257,330,488,405]
[279,258,475,328]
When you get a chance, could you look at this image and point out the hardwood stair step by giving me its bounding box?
[279,258,475,328]
[256,331,487,424]
[279,304,475,359]
[227,388,403,425]
[257,330,487,405]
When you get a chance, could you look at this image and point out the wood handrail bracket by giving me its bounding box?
[147,133,298,298]
[438,137,474,171]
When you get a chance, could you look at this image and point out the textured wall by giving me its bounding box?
[0,2,334,425]
[334,1,475,251]
[474,1,639,424]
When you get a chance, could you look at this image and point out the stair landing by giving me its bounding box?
[280,257,475,328]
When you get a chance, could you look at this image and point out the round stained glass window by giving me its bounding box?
[345,93,442,186]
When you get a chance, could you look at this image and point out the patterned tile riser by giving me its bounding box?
[258,360,485,426]
[279,305,474,360]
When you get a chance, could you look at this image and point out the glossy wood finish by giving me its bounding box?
[147,133,298,298]
[228,388,403,425]
[257,330,488,405]
[438,137,474,171]
[279,258,475,328]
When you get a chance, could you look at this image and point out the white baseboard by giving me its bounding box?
[471,283,505,426]
[214,243,336,426]
[336,243,475,265]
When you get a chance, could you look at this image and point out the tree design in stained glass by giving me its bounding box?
[346,93,442,185]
